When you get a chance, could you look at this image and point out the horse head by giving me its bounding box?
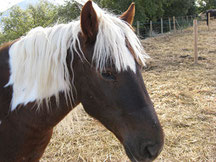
[73,1,164,161]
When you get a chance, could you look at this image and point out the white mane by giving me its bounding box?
[6,2,149,111]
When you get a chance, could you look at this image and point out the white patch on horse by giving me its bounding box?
[6,2,149,111]
[0,120,2,125]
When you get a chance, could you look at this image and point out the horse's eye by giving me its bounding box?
[101,71,116,81]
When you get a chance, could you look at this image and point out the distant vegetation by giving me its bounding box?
[197,0,216,12]
[0,0,216,44]
[0,1,59,44]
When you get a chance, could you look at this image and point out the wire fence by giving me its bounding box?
[136,15,203,38]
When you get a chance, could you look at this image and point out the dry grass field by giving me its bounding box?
[41,21,216,162]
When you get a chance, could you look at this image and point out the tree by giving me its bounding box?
[0,1,57,44]
[28,1,58,27]
[205,0,216,9]
[97,0,197,22]
[98,0,165,23]
[1,6,32,43]
[197,0,216,12]
[57,0,80,23]
[0,32,4,45]
[163,0,197,17]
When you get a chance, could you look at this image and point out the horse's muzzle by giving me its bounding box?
[124,136,164,162]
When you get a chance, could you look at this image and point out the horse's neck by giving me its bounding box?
[1,88,79,131]
[0,92,79,133]
[0,43,79,131]
[0,42,80,161]
[0,42,13,120]
[13,92,78,130]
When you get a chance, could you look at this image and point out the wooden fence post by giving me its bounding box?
[169,17,171,31]
[137,21,140,36]
[173,16,176,32]
[194,19,198,64]
[208,12,210,30]
[150,21,153,37]
[161,18,163,34]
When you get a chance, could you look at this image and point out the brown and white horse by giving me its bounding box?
[0,1,164,161]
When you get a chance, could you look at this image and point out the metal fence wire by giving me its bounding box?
[136,15,201,38]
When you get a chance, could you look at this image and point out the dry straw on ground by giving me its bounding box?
[41,21,216,162]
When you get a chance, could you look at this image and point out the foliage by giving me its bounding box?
[1,6,31,43]
[163,0,197,17]
[0,32,4,44]
[57,1,80,23]
[197,0,216,12]
[0,1,57,44]
[28,1,58,27]
[96,0,197,23]
[98,0,165,22]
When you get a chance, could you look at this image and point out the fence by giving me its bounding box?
[136,15,199,38]
[135,15,215,64]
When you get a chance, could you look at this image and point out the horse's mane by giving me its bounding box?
[6,2,149,111]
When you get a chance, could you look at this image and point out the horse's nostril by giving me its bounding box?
[146,144,159,159]
[141,143,160,159]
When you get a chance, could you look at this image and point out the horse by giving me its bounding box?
[206,9,216,25]
[0,1,164,161]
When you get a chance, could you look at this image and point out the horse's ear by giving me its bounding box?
[81,0,98,42]
[120,2,135,25]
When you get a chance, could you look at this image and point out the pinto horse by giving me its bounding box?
[0,1,164,161]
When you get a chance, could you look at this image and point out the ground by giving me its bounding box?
[41,20,216,161]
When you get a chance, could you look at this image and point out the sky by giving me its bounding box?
[0,0,65,12]
[0,0,22,12]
